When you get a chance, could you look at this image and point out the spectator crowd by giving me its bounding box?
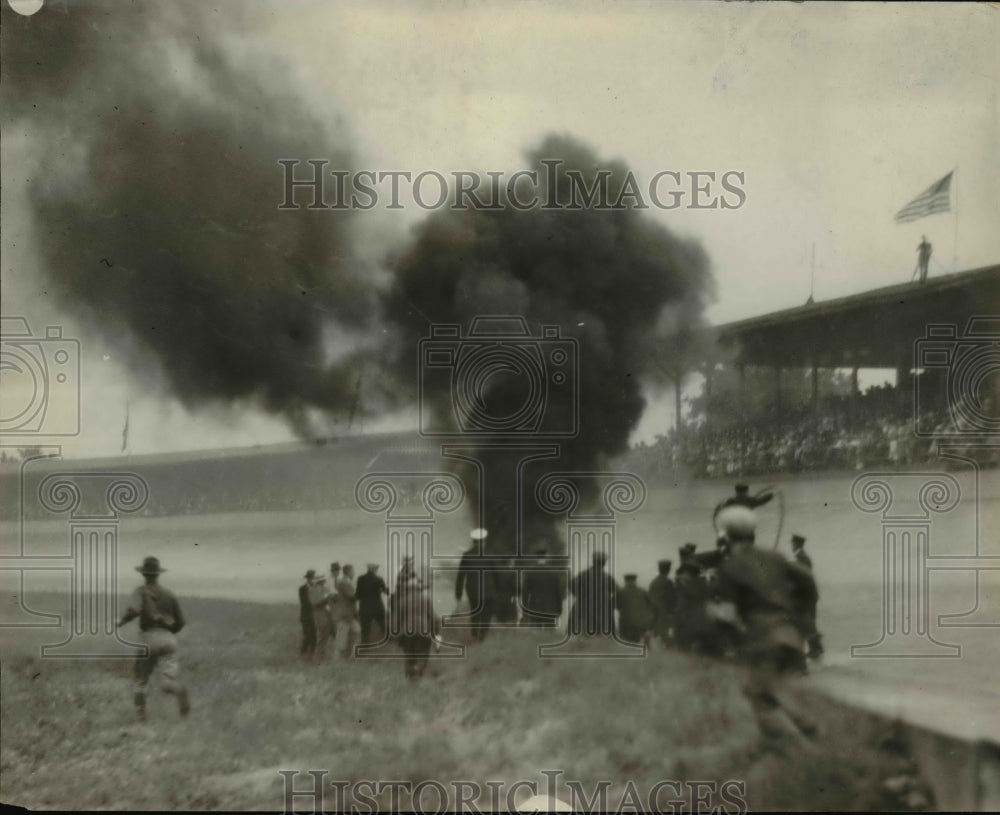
[628,385,998,480]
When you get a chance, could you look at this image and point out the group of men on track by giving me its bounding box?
[118,482,823,729]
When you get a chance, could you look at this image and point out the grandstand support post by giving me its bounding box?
[773,365,783,419]
[811,362,819,413]
[897,356,913,414]
[851,366,860,421]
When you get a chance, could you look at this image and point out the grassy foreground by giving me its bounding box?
[1,594,928,811]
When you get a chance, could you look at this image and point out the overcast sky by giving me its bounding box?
[2,0,998,458]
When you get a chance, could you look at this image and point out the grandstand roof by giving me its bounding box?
[714,264,1000,369]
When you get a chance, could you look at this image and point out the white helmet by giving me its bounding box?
[717,505,757,541]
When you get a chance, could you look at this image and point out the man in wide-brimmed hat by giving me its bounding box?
[117,556,189,721]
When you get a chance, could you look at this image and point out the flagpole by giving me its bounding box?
[122,397,130,457]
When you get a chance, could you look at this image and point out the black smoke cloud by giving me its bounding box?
[383,135,713,553]
[2,0,373,436]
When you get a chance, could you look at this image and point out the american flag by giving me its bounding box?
[894,171,953,223]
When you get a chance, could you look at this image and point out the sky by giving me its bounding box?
[2,0,998,458]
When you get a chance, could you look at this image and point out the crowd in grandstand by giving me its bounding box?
[628,385,998,480]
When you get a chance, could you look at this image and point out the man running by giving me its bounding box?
[117,556,190,721]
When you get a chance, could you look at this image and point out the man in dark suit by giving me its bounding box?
[455,528,496,641]
[617,574,655,644]
[520,549,566,627]
[674,543,713,652]
[791,534,823,659]
[356,563,389,644]
[648,560,677,645]
[298,569,319,657]
[568,551,618,636]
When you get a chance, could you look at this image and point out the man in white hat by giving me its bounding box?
[455,528,495,641]
[117,556,189,721]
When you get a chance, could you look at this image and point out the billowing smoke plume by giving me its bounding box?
[2,0,372,436]
[383,135,713,554]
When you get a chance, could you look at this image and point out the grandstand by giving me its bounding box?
[633,264,1000,479]
[714,264,999,409]
[3,265,995,514]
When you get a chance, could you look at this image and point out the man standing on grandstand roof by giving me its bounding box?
[117,556,190,721]
[916,235,932,283]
